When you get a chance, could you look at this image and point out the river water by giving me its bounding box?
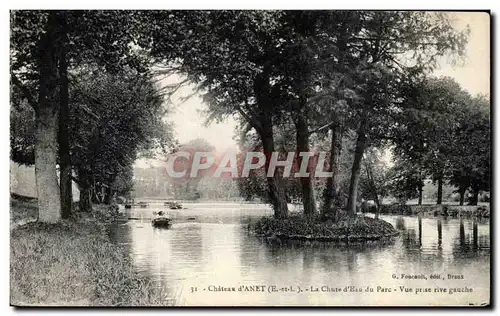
[109,202,490,306]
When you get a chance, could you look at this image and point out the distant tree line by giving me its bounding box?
[132,138,240,200]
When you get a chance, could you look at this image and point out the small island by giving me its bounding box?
[250,214,399,242]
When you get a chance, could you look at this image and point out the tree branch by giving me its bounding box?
[235,103,262,134]
[308,121,336,136]
[71,175,83,187]
[10,71,37,109]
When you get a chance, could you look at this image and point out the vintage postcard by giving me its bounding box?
[9,10,490,307]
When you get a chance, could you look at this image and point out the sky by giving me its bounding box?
[135,12,490,168]
[167,78,239,153]
[432,12,490,97]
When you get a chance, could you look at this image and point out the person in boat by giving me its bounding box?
[168,201,182,209]
[153,211,166,218]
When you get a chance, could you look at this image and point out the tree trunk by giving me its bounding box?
[58,18,72,219]
[79,187,92,212]
[364,158,380,208]
[436,175,443,205]
[459,183,466,206]
[78,170,92,212]
[252,71,288,219]
[417,169,423,205]
[262,132,288,218]
[321,124,341,220]
[91,183,103,204]
[35,107,61,223]
[418,185,423,205]
[346,121,367,217]
[321,23,347,220]
[364,158,380,219]
[35,12,61,223]
[469,188,479,206]
[104,185,113,205]
[261,131,289,219]
[295,114,317,217]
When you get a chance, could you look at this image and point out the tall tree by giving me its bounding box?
[11,11,63,222]
[392,76,475,205]
[57,12,72,218]
[70,69,173,211]
[314,12,362,219]
[448,94,490,205]
[35,12,61,222]
[386,156,424,204]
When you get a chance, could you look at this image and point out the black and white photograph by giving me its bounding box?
[8,9,491,307]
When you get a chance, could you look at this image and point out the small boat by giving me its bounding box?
[137,201,149,208]
[125,198,149,209]
[125,198,134,209]
[165,201,183,210]
[152,217,172,228]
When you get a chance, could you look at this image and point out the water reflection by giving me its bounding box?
[109,205,490,306]
[418,214,422,245]
[437,218,443,245]
[460,219,465,244]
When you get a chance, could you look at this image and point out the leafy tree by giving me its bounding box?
[420,77,471,204]
[10,100,35,165]
[69,69,173,211]
[11,11,61,222]
[448,94,490,205]
[386,157,424,204]
[358,147,390,208]
[111,165,135,199]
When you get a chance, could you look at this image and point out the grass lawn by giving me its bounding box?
[10,198,172,306]
[10,197,38,227]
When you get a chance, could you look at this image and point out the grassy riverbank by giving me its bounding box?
[379,203,490,218]
[10,198,171,306]
[250,214,399,242]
